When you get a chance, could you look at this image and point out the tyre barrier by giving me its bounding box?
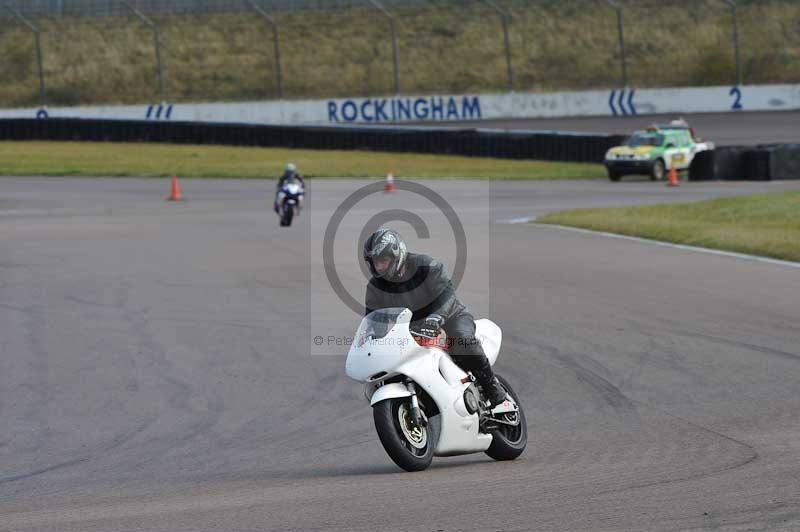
[764,144,800,180]
[2,118,797,177]
[688,150,715,181]
[689,144,800,181]
[710,147,751,181]
[0,118,624,164]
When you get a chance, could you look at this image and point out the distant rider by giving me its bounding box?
[362,229,508,407]
[274,163,305,214]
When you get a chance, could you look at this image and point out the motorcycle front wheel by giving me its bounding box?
[281,205,294,226]
[373,397,440,472]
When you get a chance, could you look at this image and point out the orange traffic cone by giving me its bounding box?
[167,175,182,201]
[384,169,395,193]
[667,166,679,187]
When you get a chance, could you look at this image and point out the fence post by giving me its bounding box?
[367,0,399,94]
[722,0,742,86]
[7,7,47,109]
[121,0,166,103]
[607,0,628,87]
[246,0,284,99]
[482,0,513,92]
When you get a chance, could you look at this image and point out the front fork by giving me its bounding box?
[406,381,426,428]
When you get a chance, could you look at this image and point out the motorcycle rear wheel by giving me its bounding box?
[373,397,440,472]
[485,374,527,461]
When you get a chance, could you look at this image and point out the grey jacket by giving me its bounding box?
[364,253,466,323]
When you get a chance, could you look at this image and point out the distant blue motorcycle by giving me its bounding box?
[277,178,304,227]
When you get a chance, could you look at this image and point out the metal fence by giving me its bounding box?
[4,0,430,16]
[2,0,798,108]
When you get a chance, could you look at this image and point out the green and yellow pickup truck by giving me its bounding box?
[604,120,715,182]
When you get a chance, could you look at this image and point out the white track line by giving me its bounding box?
[500,215,800,270]
[502,216,537,224]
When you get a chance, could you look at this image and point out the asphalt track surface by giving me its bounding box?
[1,177,800,532]
[417,110,800,146]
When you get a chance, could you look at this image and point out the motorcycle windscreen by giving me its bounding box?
[346,308,413,381]
[355,307,411,347]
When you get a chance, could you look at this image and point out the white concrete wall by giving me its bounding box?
[2,84,798,125]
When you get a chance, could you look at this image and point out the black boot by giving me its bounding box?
[484,377,508,407]
[474,369,508,407]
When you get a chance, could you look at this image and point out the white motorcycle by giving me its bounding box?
[345,307,527,471]
[277,178,304,227]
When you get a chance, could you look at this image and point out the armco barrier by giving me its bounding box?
[4,84,800,125]
[0,118,624,163]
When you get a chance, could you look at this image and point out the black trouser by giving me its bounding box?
[443,312,495,382]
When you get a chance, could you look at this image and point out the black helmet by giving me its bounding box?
[363,229,407,280]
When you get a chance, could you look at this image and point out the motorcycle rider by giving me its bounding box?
[362,228,508,407]
[274,163,305,214]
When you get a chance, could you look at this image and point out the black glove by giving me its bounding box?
[411,314,445,338]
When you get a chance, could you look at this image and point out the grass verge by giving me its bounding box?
[0,141,604,179]
[536,192,800,263]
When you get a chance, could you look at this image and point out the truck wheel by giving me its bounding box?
[650,159,666,181]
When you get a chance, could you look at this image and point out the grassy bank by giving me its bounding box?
[1,0,798,106]
[0,141,604,179]
[536,191,800,262]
